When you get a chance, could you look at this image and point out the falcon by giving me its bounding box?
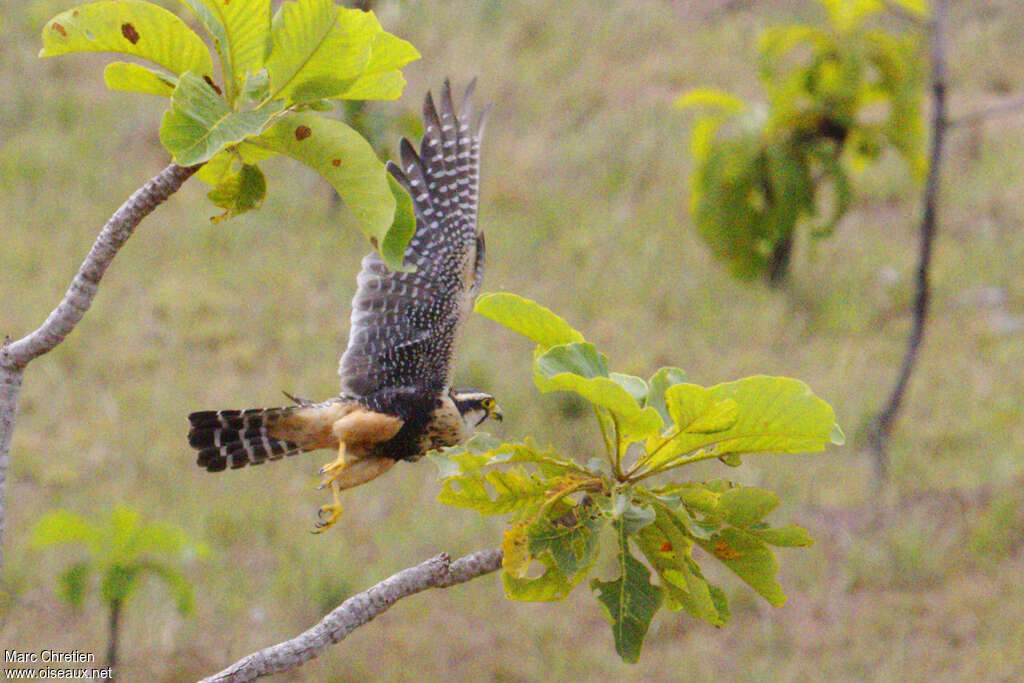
[186,81,501,533]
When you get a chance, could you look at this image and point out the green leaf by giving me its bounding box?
[695,527,786,605]
[100,565,138,605]
[340,68,406,101]
[640,376,839,472]
[258,112,401,266]
[103,61,176,97]
[591,535,664,663]
[502,557,575,602]
[526,509,603,576]
[40,1,213,78]
[536,344,663,442]
[610,373,648,403]
[264,0,415,104]
[754,524,815,547]
[474,293,585,349]
[336,29,419,100]
[646,367,688,430]
[716,486,780,528]
[206,163,267,222]
[438,466,548,515]
[58,562,92,609]
[676,87,746,114]
[537,342,609,379]
[159,72,283,166]
[30,511,97,552]
[177,0,270,97]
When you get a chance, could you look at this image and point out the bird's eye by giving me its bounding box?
[482,398,494,409]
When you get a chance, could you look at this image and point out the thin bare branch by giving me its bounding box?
[201,549,504,683]
[869,0,948,478]
[0,162,198,575]
[948,95,1024,128]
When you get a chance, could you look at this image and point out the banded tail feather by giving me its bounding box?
[188,407,302,472]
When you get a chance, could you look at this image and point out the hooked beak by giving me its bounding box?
[489,403,503,423]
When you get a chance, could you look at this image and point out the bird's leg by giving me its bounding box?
[313,443,397,533]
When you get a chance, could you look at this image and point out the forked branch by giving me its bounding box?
[200,549,503,682]
[0,162,198,574]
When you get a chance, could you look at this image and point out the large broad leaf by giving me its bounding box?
[264,0,415,104]
[591,528,664,663]
[258,112,406,267]
[640,376,841,471]
[103,61,175,97]
[335,29,419,100]
[178,0,271,97]
[636,508,725,626]
[526,509,603,576]
[645,367,688,430]
[160,72,283,166]
[535,343,662,441]
[40,1,213,78]
[694,527,786,606]
[474,293,585,349]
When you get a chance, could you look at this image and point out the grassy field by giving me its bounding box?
[2,0,1024,680]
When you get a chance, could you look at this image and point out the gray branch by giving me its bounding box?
[0,162,198,574]
[200,549,504,683]
[869,0,948,478]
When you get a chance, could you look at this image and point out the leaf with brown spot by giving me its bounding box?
[712,538,740,560]
[258,113,405,267]
[331,158,341,167]
[40,3,212,78]
[202,75,222,95]
[121,22,140,45]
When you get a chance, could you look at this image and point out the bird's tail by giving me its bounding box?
[188,407,303,472]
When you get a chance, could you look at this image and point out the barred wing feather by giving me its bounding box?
[339,80,487,406]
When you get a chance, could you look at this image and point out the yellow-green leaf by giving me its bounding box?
[178,0,271,96]
[502,559,574,602]
[474,293,586,349]
[206,163,267,222]
[258,112,399,265]
[536,343,663,441]
[676,87,746,113]
[266,0,406,104]
[640,376,840,472]
[716,486,780,528]
[41,1,213,78]
[159,72,283,166]
[103,61,175,97]
[695,527,786,606]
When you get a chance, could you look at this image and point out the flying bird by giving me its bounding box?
[186,81,501,533]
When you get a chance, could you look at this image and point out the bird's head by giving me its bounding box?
[451,389,503,430]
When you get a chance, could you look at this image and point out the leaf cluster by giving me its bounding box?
[679,0,926,281]
[432,294,843,662]
[39,0,419,267]
[30,506,200,615]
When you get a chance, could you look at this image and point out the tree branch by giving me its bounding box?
[869,0,948,479]
[948,95,1024,129]
[0,162,198,575]
[200,549,504,683]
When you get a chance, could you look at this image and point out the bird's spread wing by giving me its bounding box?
[338,80,487,412]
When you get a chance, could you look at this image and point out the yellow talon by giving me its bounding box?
[312,481,343,534]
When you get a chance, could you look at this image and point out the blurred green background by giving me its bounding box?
[2,0,1023,680]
